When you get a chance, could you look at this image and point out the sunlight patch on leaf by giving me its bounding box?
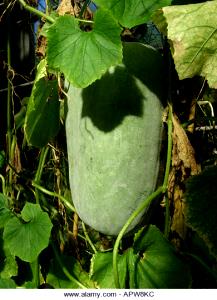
[153,1,217,88]
[46,9,122,88]
[95,0,172,28]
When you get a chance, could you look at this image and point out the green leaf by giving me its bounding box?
[185,166,217,259]
[0,278,16,288]
[90,252,127,288]
[3,203,53,262]
[47,9,122,88]
[24,77,60,148]
[153,1,217,88]
[0,194,13,228]
[0,250,18,279]
[0,233,18,279]
[129,225,191,288]
[95,0,172,28]
[47,255,95,288]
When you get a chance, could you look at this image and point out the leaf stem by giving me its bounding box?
[0,174,6,195]
[6,34,12,161]
[163,104,173,238]
[32,181,75,212]
[18,0,55,23]
[34,146,49,205]
[82,221,97,254]
[30,259,40,288]
[51,243,88,289]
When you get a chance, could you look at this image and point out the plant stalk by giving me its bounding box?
[51,243,88,289]
[82,221,97,254]
[32,181,75,212]
[0,174,6,195]
[6,35,12,159]
[34,146,49,205]
[18,0,55,23]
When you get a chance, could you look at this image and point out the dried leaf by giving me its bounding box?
[57,0,75,16]
[172,115,199,175]
[168,114,200,244]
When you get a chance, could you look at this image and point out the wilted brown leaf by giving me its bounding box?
[168,114,200,245]
[57,0,75,16]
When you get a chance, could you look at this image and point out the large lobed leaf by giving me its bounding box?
[95,0,172,28]
[3,203,53,262]
[90,225,191,288]
[153,1,217,88]
[130,225,191,288]
[47,9,122,88]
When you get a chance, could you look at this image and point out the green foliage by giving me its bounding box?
[0,245,18,279]
[90,225,191,288]
[185,166,217,259]
[90,252,128,288]
[47,254,95,288]
[0,278,16,288]
[0,194,13,228]
[153,0,217,88]
[129,226,191,288]
[47,9,122,88]
[24,60,60,148]
[95,0,172,28]
[3,203,53,262]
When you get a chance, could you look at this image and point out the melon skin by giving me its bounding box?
[66,42,165,236]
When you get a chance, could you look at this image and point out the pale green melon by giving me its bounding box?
[66,42,165,235]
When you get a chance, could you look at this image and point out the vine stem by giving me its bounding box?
[163,104,173,238]
[18,0,55,23]
[0,174,6,195]
[18,0,94,24]
[112,104,173,288]
[32,181,75,212]
[34,146,49,205]
[6,33,12,161]
[82,221,97,254]
[51,243,88,289]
